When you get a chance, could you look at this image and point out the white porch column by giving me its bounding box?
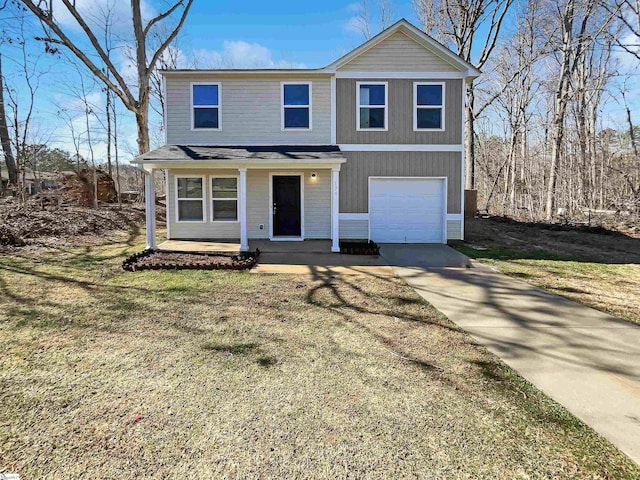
[331,166,340,253]
[144,168,157,250]
[239,168,248,252]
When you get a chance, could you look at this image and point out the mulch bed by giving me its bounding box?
[339,240,380,255]
[122,249,259,271]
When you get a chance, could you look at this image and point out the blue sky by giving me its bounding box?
[177,0,417,68]
[1,0,638,164]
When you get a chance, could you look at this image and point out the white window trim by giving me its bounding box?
[190,82,222,131]
[210,175,239,223]
[356,81,388,132]
[281,82,312,131]
[413,82,446,132]
[175,174,206,223]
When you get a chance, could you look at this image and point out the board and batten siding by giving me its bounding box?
[165,75,332,145]
[167,168,331,240]
[336,78,462,144]
[339,151,462,214]
[337,31,462,72]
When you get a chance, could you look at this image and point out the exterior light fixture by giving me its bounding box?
[310,172,318,180]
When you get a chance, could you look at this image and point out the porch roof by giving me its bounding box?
[133,145,346,170]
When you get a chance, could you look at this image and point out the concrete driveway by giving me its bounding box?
[379,243,472,268]
[383,245,640,465]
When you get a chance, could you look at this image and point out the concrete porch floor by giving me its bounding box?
[158,240,240,253]
[157,239,333,253]
[156,239,394,276]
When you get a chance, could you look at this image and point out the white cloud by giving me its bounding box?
[615,31,640,70]
[51,0,156,35]
[343,2,368,36]
[194,41,306,69]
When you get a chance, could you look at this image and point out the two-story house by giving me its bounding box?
[134,19,480,252]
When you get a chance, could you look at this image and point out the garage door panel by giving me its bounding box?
[369,178,446,244]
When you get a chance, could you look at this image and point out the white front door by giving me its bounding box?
[369,177,446,243]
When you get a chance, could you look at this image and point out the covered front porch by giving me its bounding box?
[157,239,334,254]
[133,145,346,253]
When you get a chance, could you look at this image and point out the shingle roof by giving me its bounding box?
[133,145,346,163]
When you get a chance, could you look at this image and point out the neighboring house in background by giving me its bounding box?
[133,19,480,251]
[0,167,59,195]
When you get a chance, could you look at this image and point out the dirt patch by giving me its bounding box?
[122,250,258,271]
[465,216,640,264]
[0,198,160,247]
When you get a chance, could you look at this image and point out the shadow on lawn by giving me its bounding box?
[202,342,277,368]
[303,267,455,374]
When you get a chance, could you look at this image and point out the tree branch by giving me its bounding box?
[143,0,184,36]
[19,0,136,110]
[146,0,193,75]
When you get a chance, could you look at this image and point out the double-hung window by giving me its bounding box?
[282,82,311,129]
[357,82,387,130]
[414,82,445,131]
[192,83,221,130]
[176,176,205,222]
[211,176,238,221]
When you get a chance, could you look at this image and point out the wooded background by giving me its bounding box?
[0,0,638,226]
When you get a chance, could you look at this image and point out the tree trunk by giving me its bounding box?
[106,87,112,176]
[0,55,18,186]
[465,84,475,190]
[136,104,150,155]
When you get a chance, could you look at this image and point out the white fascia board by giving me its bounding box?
[336,71,468,79]
[339,144,463,152]
[134,160,346,170]
[161,69,333,76]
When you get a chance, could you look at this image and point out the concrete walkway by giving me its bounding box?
[389,252,640,465]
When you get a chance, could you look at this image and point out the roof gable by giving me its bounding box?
[327,19,480,77]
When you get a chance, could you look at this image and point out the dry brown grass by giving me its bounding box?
[1,232,639,479]
[456,246,640,326]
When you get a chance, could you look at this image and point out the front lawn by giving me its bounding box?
[456,245,640,326]
[1,233,638,478]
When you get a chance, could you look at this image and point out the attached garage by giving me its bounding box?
[369,177,447,243]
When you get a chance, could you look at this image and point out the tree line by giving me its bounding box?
[1,0,639,224]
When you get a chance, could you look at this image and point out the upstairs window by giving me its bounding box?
[192,83,220,130]
[176,176,205,222]
[414,82,445,131]
[357,82,387,131]
[211,176,238,221]
[282,83,311,129]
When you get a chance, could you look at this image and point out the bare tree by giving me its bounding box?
[543,0,614,219]
[19,0,193,154]
[0,54,18,186]
[603,0,640,60]
[353,0,396,40]
[413,0,514,190]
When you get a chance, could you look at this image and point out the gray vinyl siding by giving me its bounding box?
[165,75,331,145]
[167,169,240,239]
[245,169,331,239]
[336,79,462,144]
[340,217,462,241]
[447,219,462,240]
[339,219,368,239]
[337,31,462,72]
[339,151,462,214]
[167,168,331,240]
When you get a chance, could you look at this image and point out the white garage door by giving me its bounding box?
[369,177,446,243]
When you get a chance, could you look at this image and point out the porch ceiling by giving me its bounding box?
[133,145,346,171]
